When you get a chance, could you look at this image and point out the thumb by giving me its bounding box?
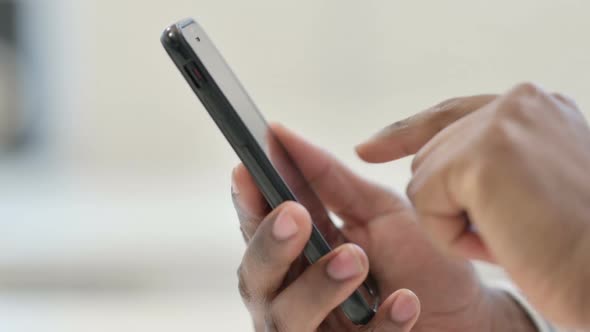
[370,289,420,332]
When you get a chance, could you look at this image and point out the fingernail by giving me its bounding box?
[231,167,240,195]
[391,291,418,323]
[326,245,365,281]
[272,210,298,241]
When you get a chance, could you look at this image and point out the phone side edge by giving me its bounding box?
[160,19,377,325]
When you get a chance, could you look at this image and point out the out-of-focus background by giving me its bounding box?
[0,0,589,331]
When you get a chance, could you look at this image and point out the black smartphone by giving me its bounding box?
[161,18,378,325]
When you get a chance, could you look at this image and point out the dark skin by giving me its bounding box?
[232,124,536,331]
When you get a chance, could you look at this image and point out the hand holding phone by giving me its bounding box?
[230,125,425,331]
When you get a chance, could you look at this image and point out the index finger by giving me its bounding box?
[355,95,497,163]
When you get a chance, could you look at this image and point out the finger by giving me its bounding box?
[409,113,472,174]
[405,95,495,215]
[408,97,497,174]
[232,163,271,240]
[356,94,497,163]
[268,243,369,331]
[238,202,312,309]
[404,128,469,250]
[406,144,462,217]
[272,124,404,225]
[369,289,420,332]
[405,111,497,263]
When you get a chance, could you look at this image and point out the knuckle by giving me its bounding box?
[501,82,550,117]
[248,232,274,266]
[493,91,536,124]
[498,82,545,117]
[511,81,544,97]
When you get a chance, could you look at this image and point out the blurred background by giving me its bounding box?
[0,0,589,331]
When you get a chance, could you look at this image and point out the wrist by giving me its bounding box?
[484,287,539,332]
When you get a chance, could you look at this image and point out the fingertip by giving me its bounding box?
[355,144,386,163]
[325,243,370,282]
[269,122,295,143]
[355,140,407,164]
[354,143,372,161]
[389,289,420,324]
[277,201,313,236]
[370,289,420,332]
[269,121,286,132]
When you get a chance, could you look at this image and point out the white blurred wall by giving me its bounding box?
[1,0,590,331]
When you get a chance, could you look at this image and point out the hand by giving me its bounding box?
[232,124,536,331]
[356,82,590,328]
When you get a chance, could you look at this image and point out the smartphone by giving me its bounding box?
[161,18,378,325]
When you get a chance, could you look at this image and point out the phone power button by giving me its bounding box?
[184,62,206,88]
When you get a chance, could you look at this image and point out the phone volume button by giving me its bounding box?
[184,62,206,88]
